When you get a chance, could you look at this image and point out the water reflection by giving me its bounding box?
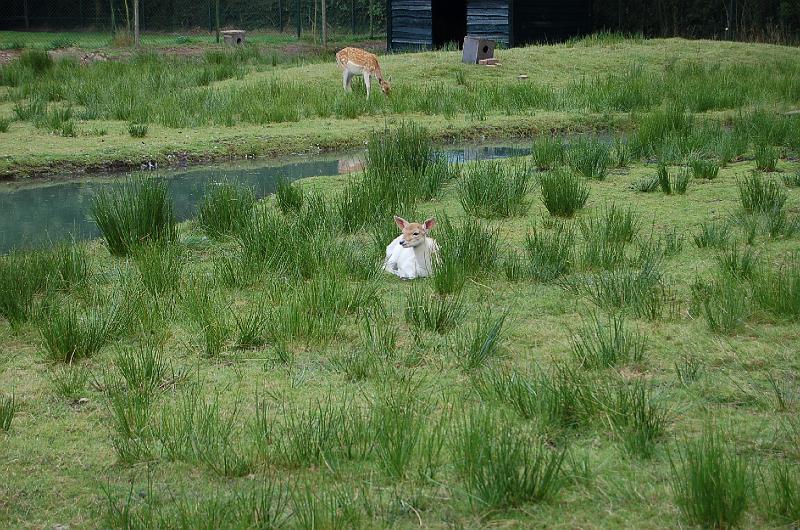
[0,143,530,253]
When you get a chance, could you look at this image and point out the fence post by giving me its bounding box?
[215,0,220,43]
[296,0,301,38]
[133,0,140,47]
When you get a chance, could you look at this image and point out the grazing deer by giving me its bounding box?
[335,47,391,98]
[384,216,439,280]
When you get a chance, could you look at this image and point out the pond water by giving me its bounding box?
[0,143,530,253]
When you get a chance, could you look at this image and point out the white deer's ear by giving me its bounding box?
[423,217,436,230]
[394,216,408,229]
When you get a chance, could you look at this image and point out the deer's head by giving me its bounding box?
[395,216,435,248]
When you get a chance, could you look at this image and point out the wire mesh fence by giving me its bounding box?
[0,0,387,50]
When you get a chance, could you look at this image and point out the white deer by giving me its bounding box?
[383,216,439,280]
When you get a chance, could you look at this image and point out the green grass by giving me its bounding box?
[670,427,752,528]
[2,37,800,177]
[2,42,800,528]
[540,168,590,217]
[451,406,566,511]
[459,160,533,218]
[197,181,256,239]
[90,177,177,256]
[0,394,16,431]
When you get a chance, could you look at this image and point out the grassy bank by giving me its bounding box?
[1,36,799,178]
[1,122,800,528]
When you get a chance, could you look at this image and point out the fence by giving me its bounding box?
[0,0,387,49]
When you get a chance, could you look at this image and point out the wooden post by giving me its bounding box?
[296,0,301,38]
[215,0,221,43]
[321,0,327,49]
[133,0,140,47]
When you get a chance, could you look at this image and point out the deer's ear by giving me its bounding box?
[423,217,436,230]
[394,216,408,230]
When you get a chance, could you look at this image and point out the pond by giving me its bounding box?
[0,143,531,253]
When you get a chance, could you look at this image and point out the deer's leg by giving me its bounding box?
[342,69,353,92]
[363,73,371,99]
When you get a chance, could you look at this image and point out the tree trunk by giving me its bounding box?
[321,0,327,49]
[123,0,130,33]
[296,0,301,38]
[369,0,374,38]
[278,0,283,31]
[110,0,116,32]
[215,0,220,43]
[23,0,30,29]
[133,0,140,47]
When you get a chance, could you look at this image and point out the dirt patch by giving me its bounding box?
[0,50,21,65]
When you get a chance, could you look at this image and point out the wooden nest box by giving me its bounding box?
[221,30,246,46]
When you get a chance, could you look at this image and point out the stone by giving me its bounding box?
[221,30,246,46]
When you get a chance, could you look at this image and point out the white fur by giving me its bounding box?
[341,61,376,98]
[383,235,439,280]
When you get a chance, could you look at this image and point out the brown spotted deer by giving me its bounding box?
[384,216,438,280]
[335,47,391,98]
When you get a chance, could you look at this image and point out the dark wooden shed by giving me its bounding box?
[387,0,593,50]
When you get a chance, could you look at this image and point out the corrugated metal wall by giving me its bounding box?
[467,0,510,44]
[389,0,432,49]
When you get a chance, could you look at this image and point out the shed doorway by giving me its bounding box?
[432,0,467,48]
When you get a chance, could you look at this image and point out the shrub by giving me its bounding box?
[540,168,589,217]
[90,177,176,256]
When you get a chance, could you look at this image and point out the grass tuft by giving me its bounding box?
[540,168,590,217]
[567,136,612,180]
[670,428,751,528]
[738,171,787,214]
[0,395,16,431]
[451,406,566,511]
[572,313,645,369]
[459,160,532,218]
[90,177,176,256]
[197,181,256,239]
[404,284,466,334]
[275,177,304,214]
[531,135,565,170]
[456,311,508,371]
